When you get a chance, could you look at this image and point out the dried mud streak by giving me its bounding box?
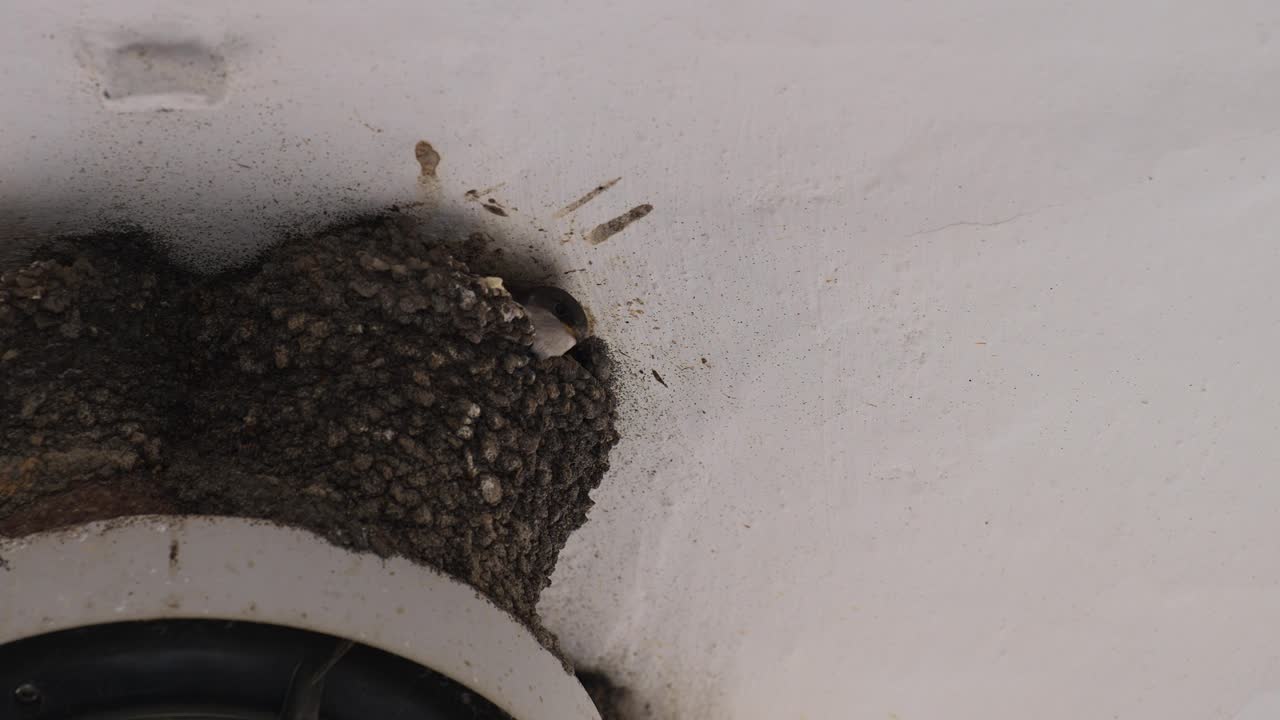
[415,140,441,179]
[554,178,622,219]
[587,204,653,245]
[0,220,620,653]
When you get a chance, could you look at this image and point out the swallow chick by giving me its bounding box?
[511,285,591,360]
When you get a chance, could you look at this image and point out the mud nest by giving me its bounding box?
[0,218,619,646]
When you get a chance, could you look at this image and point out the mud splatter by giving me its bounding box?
[587,204,653,245]
[554,178,622,219]
[465,184,506,202]
[414,140,441,179]
[578,670,630,720]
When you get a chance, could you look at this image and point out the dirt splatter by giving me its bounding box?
[651,370,667,387]
[414,140,441,179]
[465,184,507,202]
[587,204,653,245]
[0,218,620,655]
[578,670,630,720]
[554,178,622,219]
[463,188,512,217]
[355,111,383,134]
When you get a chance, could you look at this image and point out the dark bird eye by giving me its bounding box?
[553,302,567,317]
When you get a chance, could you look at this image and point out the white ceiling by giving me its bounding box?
[6,1,1280,718]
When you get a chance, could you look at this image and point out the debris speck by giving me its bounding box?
[479,475,503,505]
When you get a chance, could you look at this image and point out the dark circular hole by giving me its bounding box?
[0,621,510,718]
[13,682,40,704]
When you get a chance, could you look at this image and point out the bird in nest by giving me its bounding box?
[483,279,592,360]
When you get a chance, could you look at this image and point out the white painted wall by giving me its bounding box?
[5,2,1280,718]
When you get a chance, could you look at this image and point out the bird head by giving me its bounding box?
[514,286,591,340]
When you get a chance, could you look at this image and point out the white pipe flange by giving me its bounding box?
[0,515,599,720]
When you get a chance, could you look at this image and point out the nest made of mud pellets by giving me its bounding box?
[0,218,620,653]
